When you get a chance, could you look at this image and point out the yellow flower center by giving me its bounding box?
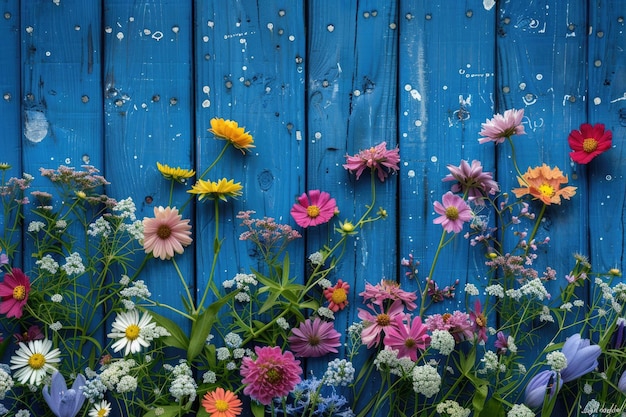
[125,324,140,340]
[28,353,46,369]
[331,288,347,304]
[341,221,355,232]
[306,205,321,218]
[214,399,229,412]
[583,138,598,153]
[376,313,390,326]
[265,367,282,384]
[97,409,107,417]
[538,183,555,198]
[445,206,459,221]
[157,225,172,239]
[13,285,26,301]
[476,313,487,328]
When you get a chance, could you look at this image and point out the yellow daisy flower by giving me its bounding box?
[0,162,11,170]
[209,118,255,153]
[156,162,195,183]
[188,178,243,202]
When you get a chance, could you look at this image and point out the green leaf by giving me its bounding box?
[472,384,488,414]
[478,397,505,417]
[142,309,189,350]
[251,401,265,417]
[143,405,181,417]
[187,291,237,361]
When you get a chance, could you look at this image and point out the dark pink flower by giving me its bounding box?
[288,318,341,357]
[478,108,526,144]
[469,299,488,343]
[383,315,431,361]
[358,300,404,348]
[0,268,31,318]
[442,159,499,204]
[290,190,337,228]
[343,142,400,182]
[433,192,472,234]
[568,123,612,164]
[359,280,417,310]
[425,311,473,343]
[240,346,302,405]
[14,325,44,343]
[495,331,510,355]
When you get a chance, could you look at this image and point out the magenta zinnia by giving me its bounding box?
[240,346,302,405]
[433,192,472,233]
[288,317,341,357]
[290,190,337,228]
[142,206,193,260]
[442,159,499,204]
[383,315,431,361]
[343,141,400,182]
[0,268,31,318]
[478,108,526,144]
[568,123,612,164]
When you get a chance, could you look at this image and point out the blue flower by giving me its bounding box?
[560,333,601,382]
[524,370,562,408]
[618,370,626,394]
[611,318,626,349]
[42,371,86,417]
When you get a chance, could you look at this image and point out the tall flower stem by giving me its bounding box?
[196,198,222,312]
[420,229,447,316]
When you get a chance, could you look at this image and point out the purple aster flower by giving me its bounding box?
[43,371,86,417]
[288,317,342,358]
[525,369,562,408]
[433,192,472,234]
[494,331,510,355]
[442,159,499,204]
[560,333,601,382]
[478,108,526,144]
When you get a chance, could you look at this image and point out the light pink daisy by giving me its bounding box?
[290,190,337,228]
[383,315,431,361]
[359,280,418,310]
[442,159,499,204]
[142,206,193,260]
[240,346,302,405]
[343,141,400,182]
[0,268,31,318]
[478,108,526,144]
[288,317,341,357]
[433,192,472,234]
[358,300,405,348]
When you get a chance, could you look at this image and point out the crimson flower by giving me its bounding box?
[288,317,341,357]
[433,192,472,233]
[290,190,337,228]
[343,141,400,182]
[567,123,612,164]
[383,315,431,361]
[0,268,31,318]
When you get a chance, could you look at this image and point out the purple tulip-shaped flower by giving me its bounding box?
[525,369,562,408]
[612,318,626,349]
[42,371,86,417]
[618,370,626,394]
[560,334,601,382]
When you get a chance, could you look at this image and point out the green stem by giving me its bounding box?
[420,229,447,316]
[196,198,221,311]
[172,257,195,315]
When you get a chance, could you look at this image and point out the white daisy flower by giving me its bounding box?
[89,400,112,417]
[9,339,61,386]
[108,310,156,356]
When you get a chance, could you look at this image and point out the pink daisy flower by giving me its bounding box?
[442,159,499,204]
[290,190,337,228]
[433,192,472,234]
[359,280,418,311]
[383,315,431,361]
[358,300,405,348]
[240,346,302,405]
[142,206,193,260]
[478,108,526,144]
[0,268,31,318]
[288,317,341,357]
[343,141,400,182]
[469,299,488,343]
[323,279,350,312]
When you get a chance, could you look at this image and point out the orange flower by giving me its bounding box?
[201,387,242,417]
[511,164,577,205]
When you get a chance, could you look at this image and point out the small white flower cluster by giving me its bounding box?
[539,305,554,323]
[412,364,441,398]
[582,399,600,415]
[0,365,14,400]
[81,376,107,402]
[61,252,85,275]
[308,251,324,266]
[120,280,152,300]
[49,321,63,331]
[50,293,63,303]
[485,284,504,298]
[168,361,197,403]
[435,400,471,417]
[88,217,112,237]
[223,273,258,303]
[113,197,137,220]
[464,283,479,296]
[139,324,170,343]
[317,306,335,320]
[318,278,332,289]
[15,410,31,417]
[224,332,243,348]
[519,278,550,301]
[506,403,535,417]
[546,351,567,372]
[54,220,67,230]
[36,254,59,274]
[323,359,355,386]
[202,370,217,384]
[100,359,137,393]
[430,330,456,356]
[479,351,505,374]
[27,220,46,233]
[275,317,290,330]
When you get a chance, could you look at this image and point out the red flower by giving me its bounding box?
[0,268,31,318]
[568,123,612,164]
[324,279,350,312]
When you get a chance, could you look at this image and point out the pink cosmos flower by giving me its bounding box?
[240,346,302,405]
[359,280,418,310]
[290,190,337,228]
[426,311,473,343]
[469,299,488,343]
[568,123,612,164]
[142,206,193,260]
[383,315,431,361]
[358,300,405,348]
[442,159,499,204]
[433,192,472,234]
[343,141,400,182]
[323,279,350,312]
[0,268,31,318]
[478,108,526,144]
[288,317,342,357]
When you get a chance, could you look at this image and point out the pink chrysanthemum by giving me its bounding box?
[359,280,418,311]
[469,299,488,343]
[425,311,473,343]
[343,141,400,182]
[383,315,431,361]
[0,268,31,318]
[358,300,405,348]
[478,108,526,144]
[568,123,612,164]
[142,206,193,260]
[442,159,499,204]
[433,192,472,234]
[323,279,350,312]
[240,346,302,405]
[290,190,337,228]
[288,318,341,357]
